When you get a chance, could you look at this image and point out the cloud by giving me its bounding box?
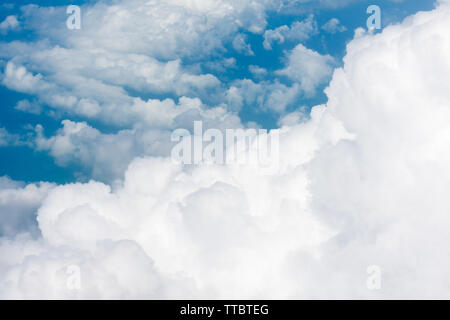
[0,58,233,128]
[0,15,19,34]
[0,43,221,96]
[33,106,243,183]
[0,128,30,147]
[1,0,450,299]
[0,0,331,132]
[0,51,223,126]
[232,33,254,56]
[277,109,308,126]
[1,61,53,94]
[248,65,268,78]
[263,15,318,50]
[225,43,335,113]
[276,43,335,96]
[226,79,301,113]
[0,0,283,127]
[0,177,54,237]
[14,99,42,115]
[19,0,273,60]
[276,0,361,12]
[322,18,347,34]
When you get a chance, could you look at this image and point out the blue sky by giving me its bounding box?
[0,0,436,184]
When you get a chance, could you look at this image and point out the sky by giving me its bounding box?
[0,0,435,184]
[1,0,450,299]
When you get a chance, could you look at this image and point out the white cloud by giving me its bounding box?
[0,49,223,125]
[0,15,19,34]
[14,99,42,115]
[0,0,331,132]
[277,109,308,126]
[33,106,243,183]
[0,128,30,147]
[226,43,335,113]
[0,59,232,128]
[226,79,301,113]
[0,0,283,128]
[276,43,335,96]
[276,0,364,13]
[232,33,254,56]
[263,15,318,50]
[322,18,347,34]
[18,45,221,96]
[248,65,268,79]
[19,0,273,60]
[1,62,53,94]
[0,177,54,237]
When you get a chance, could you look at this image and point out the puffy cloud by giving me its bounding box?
[0,177,54,237]
[232,33,254,56]
[0,43,221,97]
[276,43,335,96]
[276,0,361,12]
[0,127,30,147]
[19,0,273,60]
[277,109,308,126]
[0,59,230,127]
[2,0,450,299]
[300,1,450,298]
[263,15,318,50]
[14,99,42,115]
[322,18,347,34]
[0,0,333,131]
[0,236,193,299]
[226,79,301,113]
[0,0,283,127]
[1,61,53,94]
[0,130,335,298]
[0,54,223,126]
[0,15,19,34]
[248,65,267,78]
[227,42,335,113]
[33,106,243,183]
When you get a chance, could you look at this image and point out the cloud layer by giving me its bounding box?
[1,0,450,299]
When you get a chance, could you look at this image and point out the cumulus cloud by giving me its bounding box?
[19,0,273,60]
[14,99,42,115]
[248,65,267,78]
[276,43,335,96]
[33,105,243,183]
[0,0,331,132]
[0,177,54,237]
[0,59,232,127]
[0,0,284,127]
[263,15,318,50]
[225,43,335,113]
[232,33,254,56]
[0,127,30,147]
[0,43,221,97]
[322,18,347,34]
[0,54,223,126]
[1,0,450,299]
[277,0,360,12]
[0,15,19,34]
[226,79,301,113]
